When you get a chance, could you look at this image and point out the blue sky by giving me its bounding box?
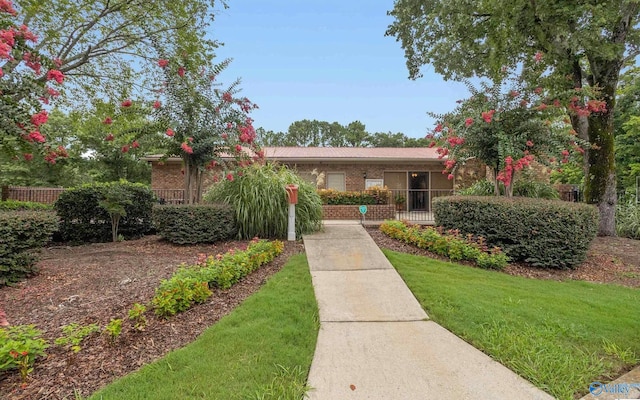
[212,0,469,139]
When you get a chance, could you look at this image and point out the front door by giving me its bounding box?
[409,172,429,211]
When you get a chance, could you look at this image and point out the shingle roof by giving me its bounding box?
[142,147,441,162]
[262,147,440,161]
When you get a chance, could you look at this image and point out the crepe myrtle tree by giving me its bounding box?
[429,73,594,197]
[152,55,262,204]
[0,0,65,164]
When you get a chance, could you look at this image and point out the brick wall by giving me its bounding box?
[322,204,395,220]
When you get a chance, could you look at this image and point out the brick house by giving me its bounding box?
[144,147,485,217]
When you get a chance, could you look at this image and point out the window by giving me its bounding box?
[326,172,345,191]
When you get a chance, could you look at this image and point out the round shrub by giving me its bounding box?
[0,210,58,285]
[433,196,598,269]
[203,163,322,239]
[55,181,156,243]
[152,204,238,245]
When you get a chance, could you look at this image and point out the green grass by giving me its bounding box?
[90,254,319,400]
[383,249,640,400]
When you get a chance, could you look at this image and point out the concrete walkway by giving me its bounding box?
[303,221,554,400]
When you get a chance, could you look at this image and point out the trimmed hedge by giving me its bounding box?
[152,204,237,245]
[55,181,156,243]
[433,196,598,269]
[0,211,58,285]
[318,188,391,205]
[0,200,53,211]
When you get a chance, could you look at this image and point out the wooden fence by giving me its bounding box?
[1,186,192,205]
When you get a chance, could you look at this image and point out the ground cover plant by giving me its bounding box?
[90,254,318,400]
[382,249,640,400]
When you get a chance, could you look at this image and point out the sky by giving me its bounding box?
[211,0,470,139]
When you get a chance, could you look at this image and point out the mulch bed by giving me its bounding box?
[0,236,303,400]
[2,228,639,399]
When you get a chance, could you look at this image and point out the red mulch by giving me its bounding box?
[0,236,304,399]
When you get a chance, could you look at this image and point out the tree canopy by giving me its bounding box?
[14,0,225,105]
[387,0,640,235]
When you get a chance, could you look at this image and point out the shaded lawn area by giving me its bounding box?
[90,254,319,400]
[383,249,640,400]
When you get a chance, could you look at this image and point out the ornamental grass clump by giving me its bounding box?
[380,220,509,270]
[204,162,322,239]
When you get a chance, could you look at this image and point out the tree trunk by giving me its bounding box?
[585,108,617,236]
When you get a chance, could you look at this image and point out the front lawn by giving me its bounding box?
[384,249,640,400]
[90,254,319,399]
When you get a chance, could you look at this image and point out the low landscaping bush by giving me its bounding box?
[152,239,284,317]
[204,163,322,239]
[0,200,53,211]
[0,210,58,286]
[380,220,509,269]
[55,181,155,243]
[458,178,559,199]
[318,187,391,205]
[433,196,598,268]
[152,204,237,245]
[0,325,49,383]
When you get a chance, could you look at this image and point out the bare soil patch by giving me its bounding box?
[0,236,304,400]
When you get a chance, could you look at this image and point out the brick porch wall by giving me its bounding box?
[322,204,395,220]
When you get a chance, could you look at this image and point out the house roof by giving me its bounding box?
[261,147,440,162]
[143,146,441,163]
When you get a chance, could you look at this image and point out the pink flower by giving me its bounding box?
[226,122,232,129]
[121,145,129,153]
[47,87,60,97]
[181,142,193,154]
[153,100,161,109]
[178,66,185,77]
[481,110,495,123]
[534,51,543,62]
[221,132,228,139]
[0,29,15,46]
[46,69,64,84]
[0,67,3,77]
[18,25,37,42]
[534,87,543,94]
[131,140,140,149]
[0,42,11,59]
[509,90,519,98]
[23,153,33,161]
[434,123,443,133]
[158,59,169,68]
[0,0,17,15]
[235,144,242,152]
[447,174,454,180]
[103,116,113,125]
[464,118,473,127]
[223,92,232,102]
[226,173,234,181]
[166,128,174,137]
[28,131,45,143]
[105,133,115,141]
[31,111,48,126]
[53,58,63,68]
[121,99,132,107]
[428,141,436,148]
[526,140,534,147]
